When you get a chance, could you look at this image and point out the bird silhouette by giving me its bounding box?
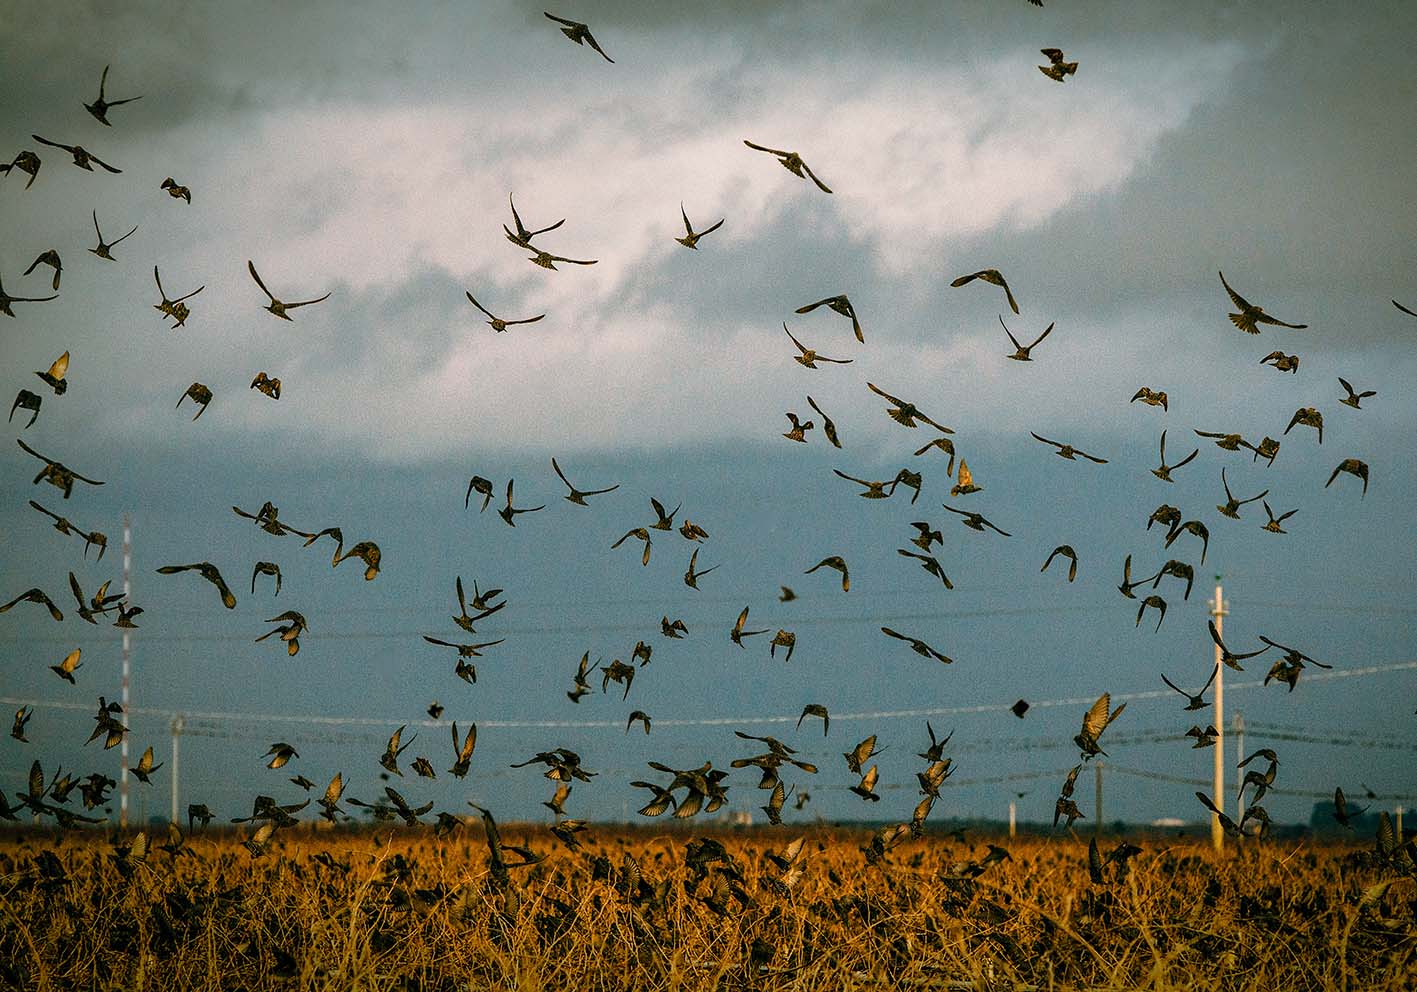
[743,140,832,193]
[84,65,142,125]
[675,203,724,249]
[544,11,614,62]
[1218,271,1307,334]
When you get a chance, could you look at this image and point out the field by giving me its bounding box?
[1,825,1412,992]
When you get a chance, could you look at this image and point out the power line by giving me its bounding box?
[4,659,1413,730]
[1105,763,1417,803]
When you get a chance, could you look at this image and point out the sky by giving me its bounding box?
[2,1,1414,834]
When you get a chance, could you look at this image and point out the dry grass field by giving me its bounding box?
[1,825,1413,992]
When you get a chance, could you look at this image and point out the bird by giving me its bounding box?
[0,269,58,317]
[943,504,1012,536]
[1260,351,1300,373]
[999,316,1054,361]
[1395,299,1417,317]
[1041,545,1078,582]
[32,134,122,172]
[551,457,618,505]
[951,458,982,497]
[1216,467,1267,519]
[1151,430,1199,482]
[782,412,814,442]
[1218,271,1307,334]
[1152,559,1195,600]
[760,780,788,825]
[796,294,864,343]
[1012,700,1030,719]
[797,704,829,736]
[23,249,63,291]
[380,726,415,776]
[950,269,1019,314]
[16,439,105,499]
[544,11,614,62]
[849,765,880,802]
[1130,387,1169,411]
[1283,407,1324,444]
[334,541,382,581]
[1196,792,1242,836]
[648,497,680,531]
[769,629,796,662]
[422,635,505,661]
[897,549,954,589]
[177,382,213,420]
[678,518,709,542]
[1193,428,1249,452]
[779,586,797,602]
[49,648,82,684]
[1333,787,1369,829]
[743,140,832,193]
[10,390,40,429]
[1074,693,1126,759]
[612,527,653,566]
[630,780,677,817]
[448,722,477,778]
[1038,48,1078,81]
[1162,666,1218,711]
[844,735,884,775]
[867,382,953,432]
[89,210,137,260]
[499,479,545,527]
[1338,377,1376,409]
[465,291,546,332]
[465,476,495,512]
[155,562,237,609]
[805,555,849,591]
[84,65,142,125]
[1,149,41,189]
[264,743,299,770]
[675,203,724,249]
[132,746,163,784]
[1260,500,1299,534]
[1030,432,1108,463]
[11,707,34,742]
[566,652,599,703]
[1320,459,1365,498]
[1163,519,1209,564]
[1136,594,1167,631]
[801,395,843,449]
[832,468,897,499]
[661,616,688,638]
[152,266,204,327]
[1185,725,1220,749]
[683,548,720,589]
[880,626,952,664]
[909,521,943,552]
[248,260,331,320]
[1208,619,1271,672]
[251,561,282,596]
[250,372,282,400]
[503,192,565,249]
[783,323,853,368]
[526,248,598,270]
[1246,436,1282,467]
[626,711,651,735]
[896,467,926,509]
[35,351,70,394]
[160,177,191,202]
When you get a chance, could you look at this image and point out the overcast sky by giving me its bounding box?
[2,1,1414,833]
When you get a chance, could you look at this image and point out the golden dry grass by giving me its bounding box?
[0,826,1412,992]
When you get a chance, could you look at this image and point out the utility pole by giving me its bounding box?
[1008,799,1017,839]
[1234,710,1245,827]
[120,514,132,829]
[1094,761,1103,837]
[1209,577,1228,852]
[170,715,184,825]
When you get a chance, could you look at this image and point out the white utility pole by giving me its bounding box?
[1209,577,1228,852]
[170,715,184,825]
[120,514,132,828]
[1008,799,1017,839]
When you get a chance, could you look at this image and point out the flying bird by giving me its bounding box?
[782,412,814,442]
[1031,432,1108,463]
[804,555,850,591]
[499,479,545,526]
[49,648,83,684]
[84,65,142,125]
[17,439,104,499]
[1,149,41,189]
[783,323,853,368]
[34,351,69,394]
[1074,693,1126,759]
[551,457,618,505]
[1260,351,1299,373]
[1130,387,1168,411]
[504,192,565,248]
[805,395,842,448]
[544,11,614,62]
[1260,500,1298,534]
[1337,377,1376,409]
[880,626,952,664]
[1151,430,1199,482]
[675,203,724,249]
[943,504,1011,536]
[999,316,1054,361]
[612,527,653,566]
[1218,271,1307,334]
[743,140,833,193]
[251,372,282,399]
[23,250,63,291]
[466,291,545,332]
[1325,458,1369,497]
[248,260,331,320]
[10,390,40,429]
[32,134,121,173]
[177,382,213,420]
[1040,545,1078,582]
[89,210,137,260]
[950,269,1019,314]
[1394,299,1416,317]
[1038,48,1078,82]
[1216,466,1267,519]
[1283,407,1324,443]
[1162,666,1218,711]
[796,295,864,343]
[0,269,58,317]
[160,177,191,202]
[155,562,237,609]
[867,382,953,432]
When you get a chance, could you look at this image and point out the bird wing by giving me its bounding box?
[743,139,789,156]
[285,292,331,310]
[1218,271,1250,311]
[1029,322,1055,349]
[1080,693,1112,741]
[799,159,833,194]
[247,260,276,302]
[998,315,1024,351]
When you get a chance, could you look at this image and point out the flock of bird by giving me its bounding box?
[4,7,1415,893]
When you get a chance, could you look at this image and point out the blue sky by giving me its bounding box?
[2,1,1414,831]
